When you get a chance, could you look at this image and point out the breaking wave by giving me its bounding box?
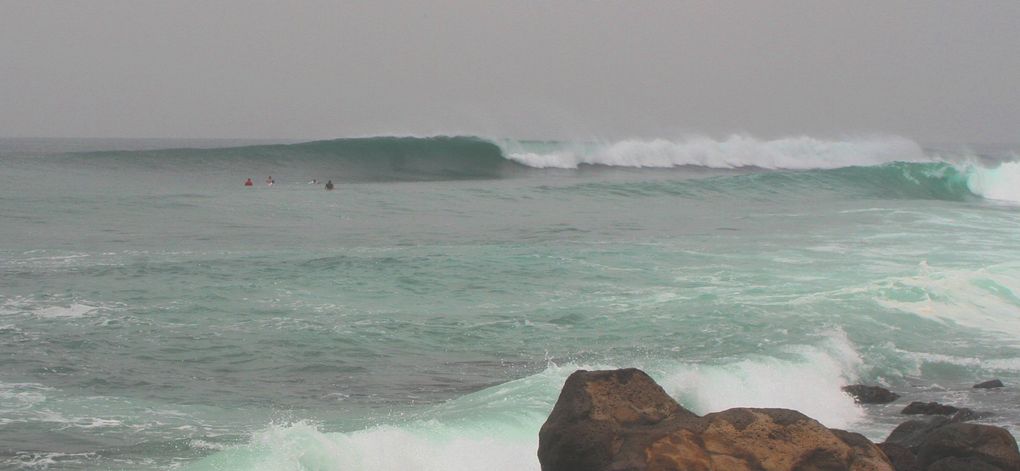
[502,135,928,170]
[23,134,1020,204]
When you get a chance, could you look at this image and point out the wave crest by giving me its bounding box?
[503,135,928,170]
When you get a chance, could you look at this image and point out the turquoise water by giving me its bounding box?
[2,136,1020,469]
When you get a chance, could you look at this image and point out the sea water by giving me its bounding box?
[1,135,1019,469]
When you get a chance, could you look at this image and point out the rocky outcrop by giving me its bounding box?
[974,379,1005,389]
[539,368,1020,471]
[538,368,894,471]
[843,385,901,404]
[537,368,692,471]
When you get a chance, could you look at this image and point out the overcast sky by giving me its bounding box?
[2,1,1018,143]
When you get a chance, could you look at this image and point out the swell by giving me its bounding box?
[21,135,1017,202]
[53,136,528,182]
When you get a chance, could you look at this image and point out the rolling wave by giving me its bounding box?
[24,135,1020,203]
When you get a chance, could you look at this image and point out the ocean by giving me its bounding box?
[2,135,1019,470]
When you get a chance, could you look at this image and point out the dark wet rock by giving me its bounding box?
[974,379,1005,389]
[878,442,921,471]
[916,422,1020,471]
[843,384,902,404]
[539,368,893,471]
[927,456,1004,471]
[901,401,960,416]
[883,417,1020,471]
[885,417,953,452]
[949,408,987,423]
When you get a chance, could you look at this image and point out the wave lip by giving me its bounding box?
[503,135,928,170]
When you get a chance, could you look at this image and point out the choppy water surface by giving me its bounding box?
[2,136,1020,469]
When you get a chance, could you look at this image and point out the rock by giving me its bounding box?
[537,368,692,471]
[648,409,893,471]
[885,417,952,452]
[916,422,1020,471]
[926,456,1004,471]
[901,402,960,416]
[878,442,920,471]
[949,408,987,423]
[884,418,1020,471]
[974,379,1005,389]
[843,384,901,404]
[539,368,894,471]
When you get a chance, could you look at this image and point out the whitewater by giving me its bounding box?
[1,135,1020,470]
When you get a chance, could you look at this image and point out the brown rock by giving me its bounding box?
[647,409,892,471]
[538,368,894,471]
[537,368,692,471]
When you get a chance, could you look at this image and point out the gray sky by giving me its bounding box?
[2,1,1018,143]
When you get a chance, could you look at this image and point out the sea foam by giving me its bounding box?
[186,335,867,470]
[967,160,1020,204]
[504,135,927,170]
[657,330,866,429]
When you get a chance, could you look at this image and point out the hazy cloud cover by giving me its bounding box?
[2,1,1018,143]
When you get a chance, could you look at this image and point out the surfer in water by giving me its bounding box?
[244,178,254,187]
[266,176,274,186]
[325,180,334,190]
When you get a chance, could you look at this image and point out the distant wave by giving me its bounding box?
[500,135,928,170]
[59,136,526,182]
[33,134,1020,203]
[54,134,930,174]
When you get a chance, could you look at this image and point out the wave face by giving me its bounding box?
[54,136,526,182]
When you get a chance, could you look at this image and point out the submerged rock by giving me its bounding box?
[974,379,1006,389]
[843,384,902,404]
[539,368,893,471]
[902,402,960,416]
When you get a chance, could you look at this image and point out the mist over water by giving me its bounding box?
[3,135,1020,469]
